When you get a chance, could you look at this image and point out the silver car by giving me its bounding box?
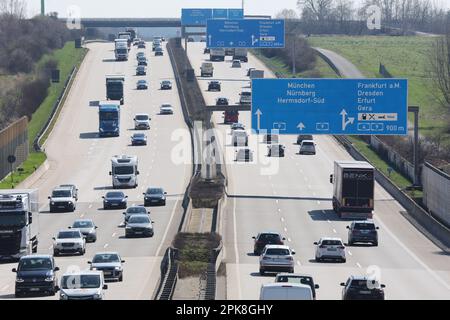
[259,245,296,275]
[299,140,316,155]
[69,219,97,243]
[53,230,86,256]
[89,252,125,282]
[122,205,149,223]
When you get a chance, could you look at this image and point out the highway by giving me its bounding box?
[185,42,450,300]
[0,41,192,300]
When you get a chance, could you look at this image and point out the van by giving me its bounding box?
[59,271,107,300]
[201,62,214,77]
[260,283,313,300]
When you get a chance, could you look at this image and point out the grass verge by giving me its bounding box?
[0,152,46,189]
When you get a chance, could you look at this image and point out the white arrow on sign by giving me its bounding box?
[297,123,306,131]
[255,109,263,130]
[251,35,258,46]
[230,41,234,46]
[340,109,355,131]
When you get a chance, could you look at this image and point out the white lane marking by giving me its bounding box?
[112,233,116,238]
[284,227,288,232]
[88,204,93,209]
[1,285,9,292]
[356,263,362,269]
[156,199,180,256]
[297,261,302,266]
[327,219,331,224]
[317,201,321,205]
[348,251,353,256]
[275,200,279,204]
[288,238,292,242]
[104,243,109,249]
[333,229,337,234]
[280,217,285,222]
[277,208,281,213]
[80,214,85,218]
[146,172,150,177]
[231,198,242,300]
[375,215,450,291]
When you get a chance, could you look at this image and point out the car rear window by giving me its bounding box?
[302,141,314,146]
[349,280,377,289]
[354,223,376,230]
[322,240,343,246]
[265,248,290,255]
[259,234,281,242]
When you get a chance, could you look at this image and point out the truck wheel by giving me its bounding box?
[259,268,265,276]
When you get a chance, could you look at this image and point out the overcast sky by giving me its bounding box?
[26,0,450,18]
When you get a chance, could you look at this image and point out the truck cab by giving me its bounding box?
[106,75,125,105]
[99,101,121,137]
[201,62,214,77]
[210,48,225,62]
[110,155,139,189]
[114,39,128,61]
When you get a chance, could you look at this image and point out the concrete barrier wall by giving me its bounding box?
[423,162,450,228]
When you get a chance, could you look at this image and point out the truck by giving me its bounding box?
[330,161,375,219]
[200,62,214,77]
[110,155,139,189]
[106,75,125,105]
[118,32,132,49]
[210,48,225,62]
[114,39,129,61]
[125,28,137,41]
[250,69,264,79]
[0,190,39,260]
[233,48,248,62]
[99,101,121,137]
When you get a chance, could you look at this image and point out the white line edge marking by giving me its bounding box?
[104,243,109,249]
[297,261,301,266]
[112,233,116,238]
[333,229,337,233]
[348,251,353,256]
[156,199,179,256]
[356,262,362,268]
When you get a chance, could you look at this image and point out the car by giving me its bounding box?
[12,255,59,297]
[69,219,97,243]
[274,273,320,300]
[208,81,221,91]
[133,39,140,46]
[216,97,229,106]
[247,67,255,76]
[231,59,242,68]
[136,52,146,59]
[152,40,161,51]
[59,184,78,201]
[131,133,147,146]
[160,80,172,90]
[263,134,279,144]
[160,103,174,114]
[138,57,148,66]
[341,275,386,300]
[143,187,167,206]
[232,130,248,147]
[48,186,77,212]
[299,140,316,155]
[161,37,166,41]
[268,144,285,157]
[204,47,210,54]
[53,229,86,256]
[260,283,312,300]
[88,252,125,282]
[259,245,295,275]
[235,148,253,162]
[239,91,252,105]
[296,134,313,145]
[136,65,146,75]
[123,205,149,223]
[59,271,107,300]
[138,41,146,49]
[252,232,285,255]
[347,220,379,246]
[102,191,128,209]
[134,113,151,130]
[136,80,148,90]
[125,214,154,238]
[314,237,346,262]
[155,46,164,56]
[231,123,245,133]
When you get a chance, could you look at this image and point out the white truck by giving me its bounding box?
[233,48,248,62]
[200,62,214,77]
[114,39,129,61]
[0,190,39,260]
[110,155,139,188]
[250,69,264,79]
[260,283,313,300]
[210,48,225,62]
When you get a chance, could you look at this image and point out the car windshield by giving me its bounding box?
[147,188,163,194]
[354,223,376,230]
[129,215,150,224]
[265,248,290,256]
[161,104,172,109]
[138,81,146,84]
[127,206,147,214]
[258,234,281,242]
[93,253,120,263]
[162,81,170,85]
[52,190,71,197]
[61,275,101,289]
[321,240,343,246]
[350,280,379,289]
[58,231,81,239]
[106,192,124,198]
[19,258,52,271]
[133,134,145,138]
[73,221,93,228]
[114,166,134,175]
[277,276,313,286]
[135,115,148,120]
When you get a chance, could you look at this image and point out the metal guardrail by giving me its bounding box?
[154,247,179,300]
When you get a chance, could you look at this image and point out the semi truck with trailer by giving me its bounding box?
[0,190,39,260]
[114,39,129,61]
[99,101,121,137]
[118,32,132,49]
[330,161,375,219]
[106,75,125,105]
[110,155,139,189]
[233,48,248,62]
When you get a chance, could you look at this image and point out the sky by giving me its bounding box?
[26,0,450,18]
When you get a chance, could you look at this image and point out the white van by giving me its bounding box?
[259,283,313,300]
[59,271,107,300]
[201,62,214,77]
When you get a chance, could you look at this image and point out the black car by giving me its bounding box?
[208,81,221,91]
[143,187,167,206]
[136,66,146,76]
[347,220,379,246]
[131,133,147,146]
[13,255,59,297]
[138,42,146,49]
[136,80,148,90]
[268,144,285,157]
[102,191,128,209]
[341,276,386,300]
[160,80,172,90]
[297,134,313,145]
[155,47,164,56]
[138,58,148,66]
[263,134,279,144]
[252,232,285,255]
[204,48,210,54]
[216,97,229,106]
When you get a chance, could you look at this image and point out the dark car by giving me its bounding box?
[123,205,149,223]
[136,66,146,76]
[347,220,379,246]
[204,48,210,54]
[138,58,148,66]
[13,255,59,297]
[125,215,154,238]
[70,219,98,243]
[160,80,172,90]
[263,134,279,144]
[216,97,229,106]
[252,232,285,255]
[131,133,147,146]
[136,80,148,90]
[208,81,221,91]
[268,144,285,157]
[274,273,320,299]
[59,184,78,201]
[247,68,255,76]
[341,276,386,300]
[143,187,167,206]
[297,134,313,145]
[138,41,146,49]
[102,191,128,209]
[155,47,164,56]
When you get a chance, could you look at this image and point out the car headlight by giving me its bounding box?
[114,266,122,271]
[125,226,131,229]
[104,200,109,203]
[16,278,24,283]
[51,201,55,205]
[60,293,68,300]
[68,201,73,205]
[121,198,126,202]
[100,128,104,132]
[93,293,102,299]
[114,128,119,131]
[45,276,54,282]
[89,229,95,233]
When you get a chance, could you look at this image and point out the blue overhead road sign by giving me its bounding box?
[181,8,244,25]
[251,79,408,135]
[228,9,244,19]
[213,9,228,19]
[207,19,285,48]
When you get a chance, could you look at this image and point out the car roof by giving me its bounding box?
[126,205,145,210]
[264,244,290,250]
[106,191,124,195]
[59,184,75,187]
[262,283,312,290]
[301,140,314,143]
[128,214,150,219]
[161,104,172,107]
[58,229,81,233]
[93,251,120,256]
[258,231,282,235]
[73,219,94,223]
[53,186,72,191]
[352,219,375,224]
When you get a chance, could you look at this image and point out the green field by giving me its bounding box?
[308,36,449,141]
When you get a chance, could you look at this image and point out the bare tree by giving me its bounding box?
[334,0,355,22]
[297,0,334,21]
[276,9,299,19]
[0,0,26,18]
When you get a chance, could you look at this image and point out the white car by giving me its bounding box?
[53,229,86,256]
[260,283,312,300]
[59,271,107,300]
[235,148,253,162]
[259,245,295,275]
[160,103,174,114]
[134,113,151,130]
[299,140,316,155]
[231,59,242,68]
[314,237,346,262]
[230,123,245,134]
[239,91,251,105]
